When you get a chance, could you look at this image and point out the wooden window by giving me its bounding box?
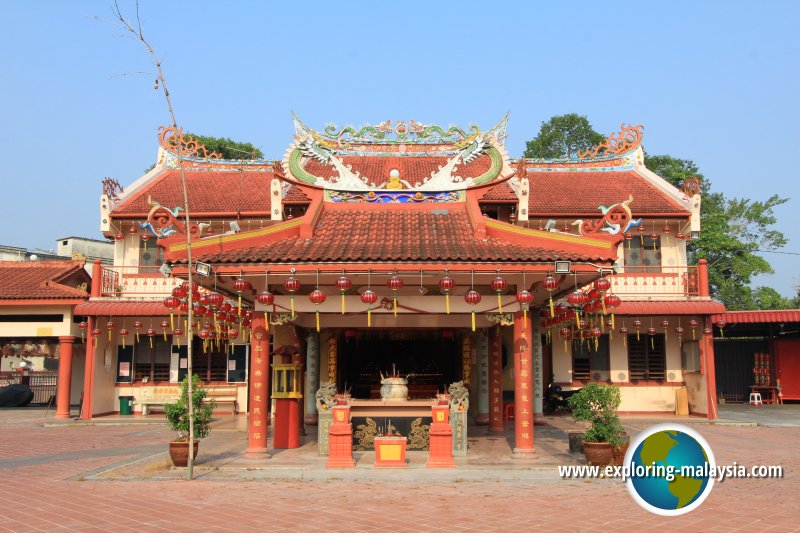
[572,335,610,381]
[624,235,661,273]
[627,334,666,381]
[134,336,172,383]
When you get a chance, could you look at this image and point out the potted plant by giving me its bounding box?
[567,383,625,466]
[164,374,215,467]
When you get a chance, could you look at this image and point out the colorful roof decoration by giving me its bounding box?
[0,261,90,302]
[281,114,514,192]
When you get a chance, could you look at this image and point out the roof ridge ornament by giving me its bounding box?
[578,123,644,159]
[158,126,222,160]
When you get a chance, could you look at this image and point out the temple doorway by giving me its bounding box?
[337,329,461,400]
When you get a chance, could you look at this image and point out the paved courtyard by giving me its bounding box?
[0,407,797,532]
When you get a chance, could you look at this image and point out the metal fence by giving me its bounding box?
[0,371,58,405]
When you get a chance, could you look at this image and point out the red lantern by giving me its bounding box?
[284,276,301,318]
[233,277,251,316]
[587,289,601,301]
[335,275,352,315]
[593,278,611,292]
[173,328,184,347]
[172,286,186,298]
[119,327,129,349]
[160,319,170,341]
[163,295,180,330]
[180,281,199,295]
[79,320,88,342]
[106,320,115,342]
[361,289,378,327]
[309,289,327,332]
[647,327,656,336]
[207,293,224,308]
[543,274,558,317]
[387,275,404,317]
[633,319,643,341]
[567,290,588,307]
[516,289,533,324]
[664,224,672,234]
[180,300,190,313]
[256,290,274,305]
[688,318,699,340]
[661,319,671,340]
[439,275,456,314]
[490,275,508,313]
[676,232,685,240]
[220,301,232,313]
[604,294,621,329]
[115,233,124,241]
[716,319,726,338]
[146,327,156,348]
[133,320,143,343]
[194,304,207,316]
[465,290,481,332]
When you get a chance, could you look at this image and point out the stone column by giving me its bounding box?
[513,311,535,456]
[476,330,489,425]
[488,325,504,433]
[55,336,76,419]
[246,312,270,457]
[304,331,320,425]
[702,322,719,420]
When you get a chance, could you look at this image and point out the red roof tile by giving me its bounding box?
[195,204,613,264]
[74,301,169,317]
[0,261,90,301]
[480,181,517,201]
[112,170,274,217]
[301,155,492,187]
[284,185,311,203]
[615,301,726,316]
[527,171,688,216]
[711,309,800,324]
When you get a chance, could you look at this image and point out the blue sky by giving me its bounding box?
[1,1,798,296]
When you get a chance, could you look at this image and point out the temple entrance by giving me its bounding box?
[337,329,461,400]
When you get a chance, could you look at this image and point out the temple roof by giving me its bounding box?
[0,261,90,302]
[180,203,619,265]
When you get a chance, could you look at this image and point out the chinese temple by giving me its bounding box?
[67,114,724,460]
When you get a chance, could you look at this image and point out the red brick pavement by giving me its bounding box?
[0,410,797,532]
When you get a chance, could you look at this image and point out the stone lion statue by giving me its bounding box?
[315,381,337,412]
[448,381,469,413]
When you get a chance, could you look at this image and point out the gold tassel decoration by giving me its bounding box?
[523,308,527,325]
[149,335,153,349]
[368,307,372,327]
[623,335,627,348]
[471,310,476,332]
[575,312,581,329]
[612,313,616,330]
[498,293,503,313]
[238,294,243,317]
[549,296,554,320]
[176,334,180,348]
[446,293,450,315]
[170,311,174,331]
[163,329,167,342]
[393,296,397,317]
[651,336,655,350]
[341,293,346,315]
[316,310,320,332]
[290,295,295,318]
[637,330,640,341]
[601,299,607,315]
[122,336,125,349]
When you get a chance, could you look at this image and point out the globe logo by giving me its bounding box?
[624,423,716,516]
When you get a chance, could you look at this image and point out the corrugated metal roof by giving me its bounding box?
[615,301,726,316]
[73,301,170,317]
[711,309,800,324]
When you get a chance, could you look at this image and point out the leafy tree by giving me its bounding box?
[187,133,263,160]
[524,114,605,159]
[645,153,790,310]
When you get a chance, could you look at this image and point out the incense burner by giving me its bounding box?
[380,377,408,401]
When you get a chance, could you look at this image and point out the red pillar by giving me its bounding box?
[55,336,76,419]
[80,317,96,421]
[698,259,710,297]
[246,312,270,457]
[79,260,103,421]
[488,325,504,433]
[703,321,719,420]
[513,311,535,456]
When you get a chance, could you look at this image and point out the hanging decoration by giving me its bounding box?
[543,274,558,317]
[309,271,327,332]
[129,224,137,245]
[593,277,611,314]
[619,324,629,347]
[604,294,621,329]
[173,327,183,348]
[146,326,156,349]
[79,320,88,343]
[335,273,352,315]
[648,320,656,350]
[387,272,404,317]
[439,270,456,314]
[283,270,301,318]
[160,319,170,341]
[675,323,685,345]
[133,320,143,343]
[491,272,507,313]
[661,319,670,341]
[716,318,726,338]
[234,275,252,316]
[361,270,378,327]
[119,326,129,349]
[91,327,101,348]
[688,318,699,340]
[633,319,642,341]
[163,295,180,331]
[106,319,115,342]
[567,290,589,329]
[465,291,481,332]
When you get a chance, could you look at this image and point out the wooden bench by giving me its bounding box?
[205,386,239,414]
[132,386,180,416]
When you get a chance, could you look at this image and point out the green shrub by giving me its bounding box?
[567,383,625,445]
[165,374,215,441]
